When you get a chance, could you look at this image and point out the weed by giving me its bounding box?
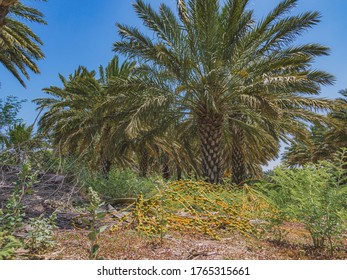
[0,190,25,233]
[0,230,22,260]
[0,161,39,234]
[26,213,57,253]
[87,187,107,260]
[16,161,39,199]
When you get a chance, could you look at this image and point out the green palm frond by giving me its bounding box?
[0,0,46,87]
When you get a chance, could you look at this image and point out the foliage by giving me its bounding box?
[86,168,159,200]
[0,189,25,233]
[17,160,38,183]
[0,123,32,163]
[325,89,347,150]
[0,230,22,260]
[0,123,44,165]
[0,0,46,87]
[26,213,57,253]
[0,96,25,132]
[0,161,39,234]
[111,180,274,240]
[45,156,159,200]
[35,0,337,185]
[260,150,347,248]
[282,123,331,167]
[86,187,107,260]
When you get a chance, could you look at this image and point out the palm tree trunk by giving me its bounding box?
[99,124,113,178]
[139,148,149,177]
[176,164,182,180]
[101,159,112,178]
[162,153,170,180]
[230,123,246,185]
[231,143,246,185]
[0,0,17,28]
[198,113,223,184]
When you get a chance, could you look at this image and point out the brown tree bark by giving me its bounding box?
[176,164,182,180]
[101,159,112,178]
[162,153,170,180]
[198,112,224,184]
[230,122,247,185]
[139,148,149,177]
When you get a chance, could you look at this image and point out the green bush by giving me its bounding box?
[0,190,25,233]
[86,169,158,200]
[26,213,57,253]
[260,151,347,248]
[0,231,22,260]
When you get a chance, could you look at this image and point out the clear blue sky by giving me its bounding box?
[1,0,346,168]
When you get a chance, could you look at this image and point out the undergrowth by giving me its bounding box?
[259,149,347,250]
[26,213,57,254]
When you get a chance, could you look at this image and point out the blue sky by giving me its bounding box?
[1,0,346,168]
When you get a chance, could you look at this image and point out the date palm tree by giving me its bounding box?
[226,112,280,183]
[35,66,101,160]
[114,0,334,183]
[37,56,187,178]
[0,0,46,87]
[284,89,347,166]
[37,57,181,176]
[282,123,331,166]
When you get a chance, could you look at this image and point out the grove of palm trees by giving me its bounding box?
[0,0,346,261]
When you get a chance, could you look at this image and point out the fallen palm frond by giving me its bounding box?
[111,180,275,240]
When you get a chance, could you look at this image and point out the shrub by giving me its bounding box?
[0,161,39,233]
[26,213,57,253]
[0,190,25,233]
[260,150,347,249]
[86,169,158,200]
[0,231,22,260]
[16,161,39,192]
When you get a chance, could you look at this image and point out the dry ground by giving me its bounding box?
[32,224,346,260]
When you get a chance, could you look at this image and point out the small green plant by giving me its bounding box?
[0,190,25,233]
[16,161,39,198]
[0,161,40,234]
[265,211,290,242]
[0,230,22,260]
[26,213,57,253]
[255,183,291,242]
[87,187,107,260]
